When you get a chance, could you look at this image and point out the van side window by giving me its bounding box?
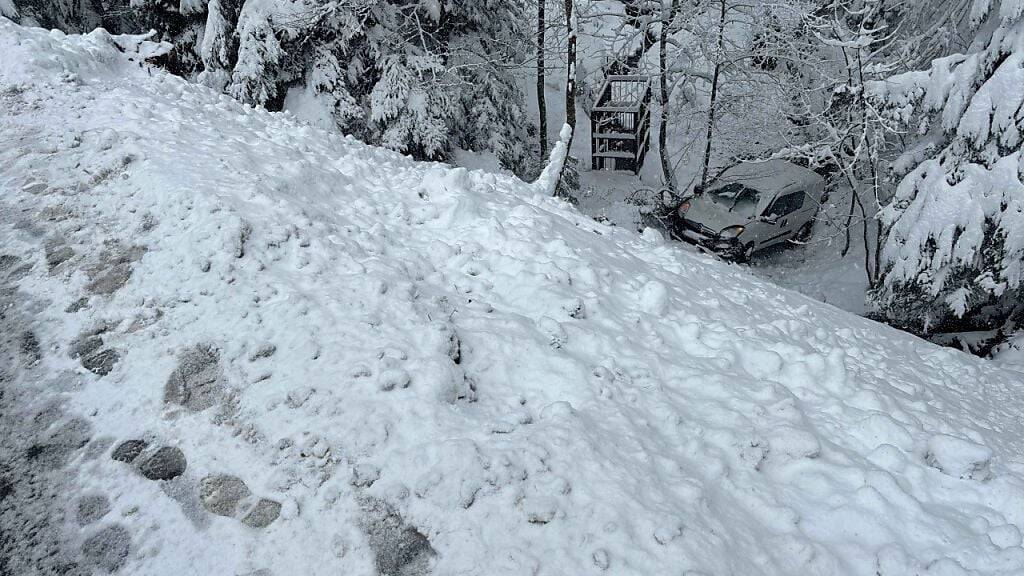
[765,192,805,218]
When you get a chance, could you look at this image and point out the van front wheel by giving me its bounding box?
[793,222,813,243]
[733,242,755,263]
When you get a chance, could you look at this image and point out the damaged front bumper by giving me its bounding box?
[673,219,743,258]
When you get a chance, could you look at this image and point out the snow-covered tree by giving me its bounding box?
[869,0,1024,334]
[7,0,531,171]
[0,0,17,20]
[5,0,206,74]
[198,0,241,91]
[229,5,282,107]
[252,0,531,166]
[643,0,812,193]
[761,0,908,288]
[3,0,101,32]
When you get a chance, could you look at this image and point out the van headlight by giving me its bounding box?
[719,225,745,239]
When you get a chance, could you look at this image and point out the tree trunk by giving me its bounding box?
[855,191,873,288]
[554,0,577,193]
[698,0,727,192]
[621,2,659,73]
[658,0,679,191]
[563,0,576,143]
[841,188,855,257]
[537,0,548,163]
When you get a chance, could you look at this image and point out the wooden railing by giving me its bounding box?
[590,75,652,174]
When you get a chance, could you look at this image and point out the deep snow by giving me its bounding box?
[3,20,1024,576]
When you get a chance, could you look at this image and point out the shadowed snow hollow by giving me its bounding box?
[2,20,1024,576]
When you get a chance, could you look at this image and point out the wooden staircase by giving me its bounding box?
[590,75,652,175]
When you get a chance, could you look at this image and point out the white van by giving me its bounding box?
[671,160,825,261]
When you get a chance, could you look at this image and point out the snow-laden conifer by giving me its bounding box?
[870,0,1024,333]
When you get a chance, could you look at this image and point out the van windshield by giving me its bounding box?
[706,182,761,218]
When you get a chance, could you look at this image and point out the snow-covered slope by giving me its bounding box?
[3,21,1024,576]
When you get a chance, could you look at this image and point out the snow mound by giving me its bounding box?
[3,19,1024,576]
[926,434,994,481]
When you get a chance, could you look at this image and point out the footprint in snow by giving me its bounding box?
[110,439,187,481]
[163,344,224,412]
[75,494,112,526]
[198,474,282,528]
[537,316,567,348]
[68,327,122,376]
[358,496,435,576]
[80,523,131,573]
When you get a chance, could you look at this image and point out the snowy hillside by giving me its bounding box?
[4,21,1024,576]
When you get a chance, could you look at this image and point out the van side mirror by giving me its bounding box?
[759,214,778,224]
[692,185,704,196]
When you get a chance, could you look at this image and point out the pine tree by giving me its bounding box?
[9,0,532,170]
[229,6,282,107]
[275,0,530,167]
[0,0,17,19]
[4,0,100,32]
[198,0,241,91]
[870,0,1024,334]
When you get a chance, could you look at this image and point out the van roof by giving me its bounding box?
[714,159,824,194]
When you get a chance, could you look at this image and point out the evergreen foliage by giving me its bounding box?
[5,0,530,171]
[869,0,1024,334]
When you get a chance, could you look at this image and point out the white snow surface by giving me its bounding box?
[3,21,1024,576]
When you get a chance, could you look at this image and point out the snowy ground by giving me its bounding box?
[4,21,1024,576]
